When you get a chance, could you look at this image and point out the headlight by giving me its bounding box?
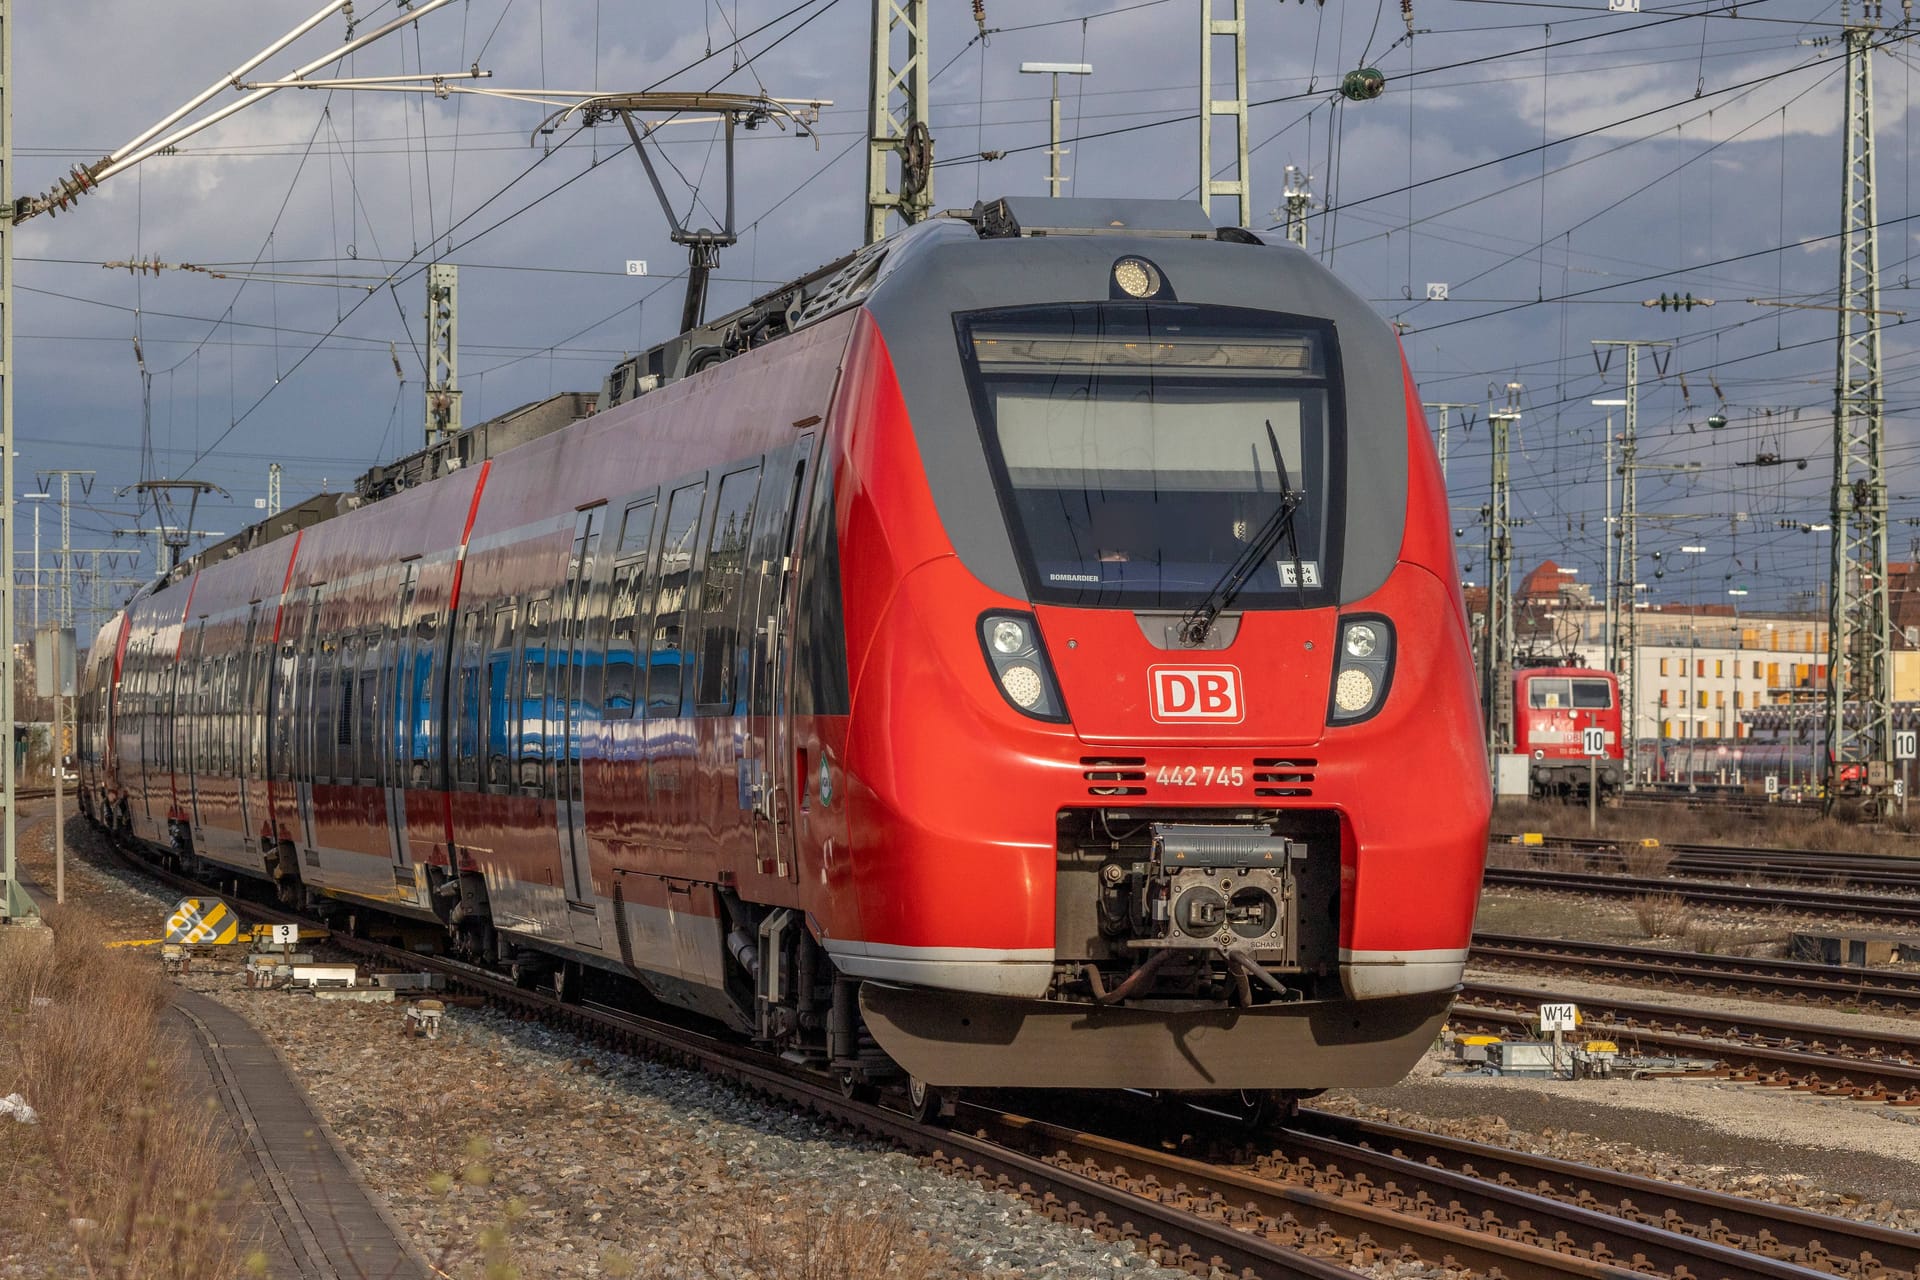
[1327,614,1393,724]
[1333,668,1375,713]
[1000,664,1045,709]
[978,612,1069,722]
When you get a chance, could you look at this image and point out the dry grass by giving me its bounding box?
[1684,920,1747,955]
[0,910,243,1280]
[675,1186,976,1280]
[1621,843,1676,877]
[1628,892,1694,939]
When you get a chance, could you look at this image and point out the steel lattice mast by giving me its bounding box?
[866,0,932,245]
[1199,0,1251,225]
[1827,21,1892,796]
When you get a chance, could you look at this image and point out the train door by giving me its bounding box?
[382,565,418,897]
[236,604,263,849]
[553,508,606,945]
[746,435,812,879]
[183,622,208,833]
[297,587,326,856]
[134,638,158,830]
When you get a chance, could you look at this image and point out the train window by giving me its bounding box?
[606,501,656,720]
[454,610,483,788]
[485,605,517,789]
[1527,678,1571,709]
[649,482,705,716]
[1570,679,1612,709]
[520,599,549,783]
[616,498,657,557]
[696,466,759,709]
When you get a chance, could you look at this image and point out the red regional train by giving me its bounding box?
[78,197,1490,1100]
[1513,667,1624,798]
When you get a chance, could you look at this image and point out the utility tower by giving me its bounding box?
[1199,0,1252,225]
[1482,385,1522,771]
[1594,337,1671,779]
[1425,401,1473,484]
[866,0,933,245]
[1827,16,1892,799]
[267,462,282,517]
[426,263,460,444]
[0,0,19,922]
[1280,165,1311,248]
[37,470,94,627]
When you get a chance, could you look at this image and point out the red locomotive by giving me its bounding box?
[1513,667,1624,798]
[78,197,1491,1100]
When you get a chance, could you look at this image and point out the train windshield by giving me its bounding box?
[1529,677,1613,709]
[960,303,1336,609]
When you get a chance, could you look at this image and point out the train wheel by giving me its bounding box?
[837,1068,877,1104]
[1236,1089,1296,1129]
[907,1076,946,1125]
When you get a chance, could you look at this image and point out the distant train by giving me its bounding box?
[1513,667,1624,798]
[77,196,1491,1103]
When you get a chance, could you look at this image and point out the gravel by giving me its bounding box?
[29,816,1920,1275]
[38,819,1199,1279]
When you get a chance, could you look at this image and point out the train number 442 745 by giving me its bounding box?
[1154,765,1246,787]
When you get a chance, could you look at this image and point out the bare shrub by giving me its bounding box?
[1685,920,1744,954]
[0,909,242,1280]
[1622,844,1676,878]
[1628,892,1693,938]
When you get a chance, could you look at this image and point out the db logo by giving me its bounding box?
[1148,665,1244,723]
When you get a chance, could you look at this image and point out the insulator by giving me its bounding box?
[1340,67,1386,101]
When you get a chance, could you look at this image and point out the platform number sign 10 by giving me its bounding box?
[1581,726,1607,757]
[1896,730,1918,761]
[1538,1003,1579,1032]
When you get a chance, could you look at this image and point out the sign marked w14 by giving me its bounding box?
[1538,1002,1578,1032]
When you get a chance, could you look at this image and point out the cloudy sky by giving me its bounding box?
[10,0,1913,629]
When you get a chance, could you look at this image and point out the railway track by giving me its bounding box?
[1471,933,1920,1014]
[85,834,1920,1280]
[1480,866,1920,928]
[1456,980,1920,1103]
[1490,835,1920,891]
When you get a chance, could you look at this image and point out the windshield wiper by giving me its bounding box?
[1179,420,1304,647]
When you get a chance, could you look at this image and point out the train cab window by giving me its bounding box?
[1527,678,1571,709]
[519,600,549,785]
[1570,679,1612,709]
[649,482,706,717]
[697,466,759,710]
[606,501,656,720]
[960,304,1335,609]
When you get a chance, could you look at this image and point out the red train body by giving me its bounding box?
[1512,667,1625,797]
[78,198,1491,1095]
